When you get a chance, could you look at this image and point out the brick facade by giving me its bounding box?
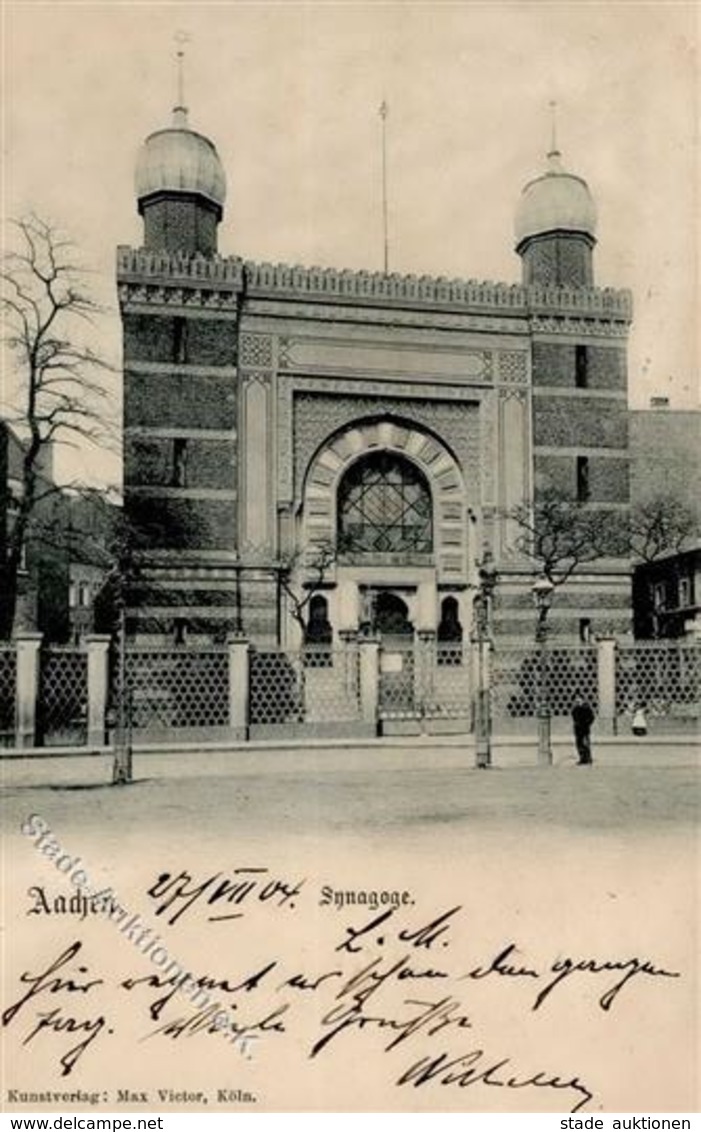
[124,372,237,430]
[520,232,594,287]
[532,342,626,391]
[125,437,236,491]
[534,455,629,501]
[140,195,220,258]
[533,396,628,448]
[124,314,239,368]
[127,496,236,552]
[119,122,634,646]
[629,409,701,521]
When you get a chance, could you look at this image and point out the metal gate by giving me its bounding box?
[378,638,472,726]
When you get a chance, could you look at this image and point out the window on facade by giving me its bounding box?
[678,575,691,609]
[579,617,592,643]
[174,619,188,646]
[304,594,332,664]
[173,317,189,364]
[337,452,432,556]
[576,456,590,502]
[172,438,188,487]
[575,345,589,388]
[437,596,463,664]
[652,582,666,611]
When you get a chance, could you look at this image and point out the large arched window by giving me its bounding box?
[337,452,432,555]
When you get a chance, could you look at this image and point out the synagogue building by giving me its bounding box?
[118,97,633,648]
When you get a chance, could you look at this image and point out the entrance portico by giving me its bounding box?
[297,417,474,644]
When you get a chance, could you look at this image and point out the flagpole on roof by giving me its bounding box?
[379,100,390,275]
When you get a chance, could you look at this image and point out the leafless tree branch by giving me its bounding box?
[508,487,621,589]
[278,542,337,633]
[1,213,117,638]
[628,495,696,563]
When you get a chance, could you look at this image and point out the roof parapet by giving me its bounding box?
[116,246,632,320]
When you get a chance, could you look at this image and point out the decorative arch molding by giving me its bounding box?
[301,418,469,584]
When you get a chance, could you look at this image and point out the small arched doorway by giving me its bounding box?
[303,593,333,667]
[373,592,413,640]
[437,595,463,665]
[304,594,332,647]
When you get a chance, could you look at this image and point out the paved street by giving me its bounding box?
[2,738,699,846]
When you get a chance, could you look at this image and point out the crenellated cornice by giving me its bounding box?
[116,246,632,323]
[117,246,244,285]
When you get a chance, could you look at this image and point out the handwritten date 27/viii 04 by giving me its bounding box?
[146,868,305,925]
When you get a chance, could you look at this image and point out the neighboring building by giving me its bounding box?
[0,420,64,639]
[632,542,700,639]
[118,98,633,647]
[65,494,118,642]
[630,402,701,638]
[629,402,701,525]
[0,420,116,641]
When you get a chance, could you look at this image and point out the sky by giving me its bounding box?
[2,0,699,487]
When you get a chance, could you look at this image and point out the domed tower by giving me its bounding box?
[515,143,597,287]
[135,101,227,257]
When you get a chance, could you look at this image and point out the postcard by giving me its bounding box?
[1,0,698,1117]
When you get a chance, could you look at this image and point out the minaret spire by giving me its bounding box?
[548,99,559,154]
[547,99,563,172]
[173,30,191,127]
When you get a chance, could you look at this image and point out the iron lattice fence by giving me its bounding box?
[1,635,699,749]
[491,644,598,733]
[249,645,362,728]
[0,646,16,748]
[303,645,361,723]
[249,649,304,725]
[38,647,88,746]
[117,647,230,732]
[431,642,473,718]
[615,641,700,721]
[378,640,472,721]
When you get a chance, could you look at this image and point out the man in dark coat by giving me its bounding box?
[571,695,595,765]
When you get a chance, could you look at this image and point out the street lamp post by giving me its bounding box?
[532,574,554,766]
[473,550,498,768]
[234,557,243,635]
[112,599,133,785]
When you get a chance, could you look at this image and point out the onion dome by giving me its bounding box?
[515,149,597,250]
[135,107,226,216]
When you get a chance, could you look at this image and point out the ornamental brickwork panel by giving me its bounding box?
[292,393,479,500]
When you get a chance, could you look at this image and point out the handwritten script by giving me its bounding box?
[3,866,682,1112]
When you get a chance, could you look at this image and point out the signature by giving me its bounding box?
[396,1047,594,1112]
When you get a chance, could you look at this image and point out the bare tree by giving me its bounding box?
[628,494,696,563]
[278,542,337,638]
[509,486,620,591]
[1,215,114,636]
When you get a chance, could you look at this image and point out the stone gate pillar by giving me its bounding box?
[14,632,42,750]
[85,634,112,747]
[228,635,250,740]
[359,636,380,728]
[597,636,617,736]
